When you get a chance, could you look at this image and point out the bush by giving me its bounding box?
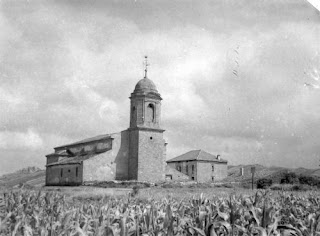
[280,172,299,184]
[161,182,183,188]
[131,185,140,197]
[291,184,313,191]
[270,184,314,191]
[270,184,283,191]
[18,182,34,190]
[298,175,320,186]
[221,183,234,188]
[257,178,272,189]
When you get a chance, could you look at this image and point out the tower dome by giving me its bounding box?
[134,77,158,93]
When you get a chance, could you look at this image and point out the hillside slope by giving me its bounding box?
[0,167,45,188]
[225,165,320,183]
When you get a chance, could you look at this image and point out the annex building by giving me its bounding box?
[45,61,228,185]
[166,150,228,182]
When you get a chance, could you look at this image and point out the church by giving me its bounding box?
[45,59,228,186]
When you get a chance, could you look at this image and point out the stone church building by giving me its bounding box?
[46,73,168,185]
[45,62,228,186]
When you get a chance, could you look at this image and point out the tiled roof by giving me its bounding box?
[166,150,227,163]
[46,149,70,157]
[55,134,112,149]
[46,153,101,167]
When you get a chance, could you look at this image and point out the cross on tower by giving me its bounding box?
[144,56,149,78]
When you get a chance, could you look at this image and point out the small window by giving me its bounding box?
[68,169,71,173]
[177,166,181,172]
[165,175,172,180]
[60,169,63,177]
[191,177,195,180]
[212,176,214,182]
[212,165,214,172]
[150,137,153,140]
[76,167,78,177]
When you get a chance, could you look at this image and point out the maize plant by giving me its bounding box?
[0,190,320,235]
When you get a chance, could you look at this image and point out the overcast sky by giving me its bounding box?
[0,0,320,175]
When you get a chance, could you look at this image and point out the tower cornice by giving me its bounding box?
[127,127,165,133]
[130,92,162,100]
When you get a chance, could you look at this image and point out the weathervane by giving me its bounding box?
[144,56,149,78]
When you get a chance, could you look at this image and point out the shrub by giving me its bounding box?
[291,184,314,191]
[161,182,183,188]
[298,175,320,186]
[221,183,234,188]
[240,182,252,189]
[270,184,314,191]
[18,182,34,190]
[131,185,140,197]
[280,172,299,184]
[257,178,272,189]
[270,184,283,191]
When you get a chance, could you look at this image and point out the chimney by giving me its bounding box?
[217,154,221,160]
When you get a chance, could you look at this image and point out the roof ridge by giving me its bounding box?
[54,133,112,149]
[195,149,202,160]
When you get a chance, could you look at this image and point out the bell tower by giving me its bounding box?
[128,57,166,182]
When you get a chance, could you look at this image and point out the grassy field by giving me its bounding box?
[1,167,320,235]
[1,186,320,235]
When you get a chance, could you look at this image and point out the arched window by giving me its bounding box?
[146,103,155,122]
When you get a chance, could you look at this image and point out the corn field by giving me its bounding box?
[0,190,320,235]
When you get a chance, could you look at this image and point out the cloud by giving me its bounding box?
[0,129,43,150]
[0,0,320,173]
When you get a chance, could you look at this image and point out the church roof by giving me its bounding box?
[134,77,158,93]
[166,150,227,163]
[46,155,93,166]
[47,146,111,166]
[54,134,112,149]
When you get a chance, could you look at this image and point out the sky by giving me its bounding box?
[0,0,320,175]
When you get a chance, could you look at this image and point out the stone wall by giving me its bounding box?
[83,131,129,182]
[143,99,161,129]
[168,161,197,181]
[130,98,143,127]
[196,161,227,182]
[167,161,227,182]
[167,162,176,170]
[128,129,139,180]
[165,165,189,181]
[212,162,228,181]
[136,129,165,182]
[46,163,83,186]
[130,97,162,130]
[46,156,59,165]
[196,162,212,183]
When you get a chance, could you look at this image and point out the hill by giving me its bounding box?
[225,164,320,184]
[0,167,45,188]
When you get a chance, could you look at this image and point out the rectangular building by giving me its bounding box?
[166,150,228,182]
